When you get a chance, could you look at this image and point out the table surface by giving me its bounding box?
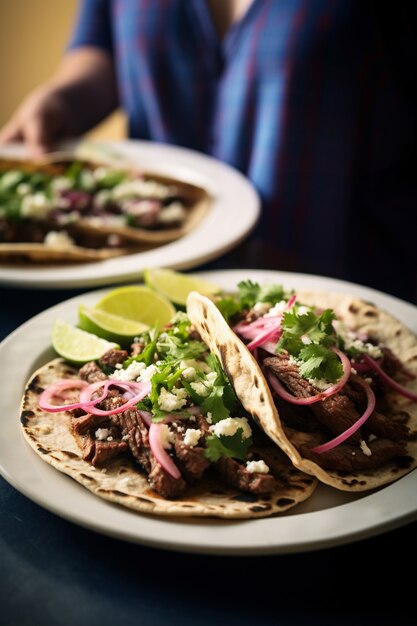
[0,247,415,626]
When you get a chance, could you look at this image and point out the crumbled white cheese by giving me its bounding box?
[180,358,210,373]
[206,412,213,424]
[246,460,270,474]
[16,182,31,195]
[111,179,174,201]
[50,176,73,193]
[20,192,51,219]
[210,417,252,439]
[265,300,288,317]
[112,361,146,382]
[307,377,331,390]
[360,439,372,456]
[94,189,112,207]
[112,361,158,383]
[190,380,210,396]
[159,423,175,449]
[95,428,110,441]
[344,334,383,359]
[253,301,271,315]
[159,202,186,223]
[43,230,75,249]
[182,367,197,381]
[183,428,202,447]
[297,305,310,316]
[158,386,188,411]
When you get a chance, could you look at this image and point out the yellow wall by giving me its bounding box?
[0,0,126,141]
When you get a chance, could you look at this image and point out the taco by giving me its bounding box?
[187,283,417,492]
[0,151,212,263]
[20,311,316,519]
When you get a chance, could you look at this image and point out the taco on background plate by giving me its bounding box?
[20,309,316,519]
[187,282,417,493]
[0,149,212,264]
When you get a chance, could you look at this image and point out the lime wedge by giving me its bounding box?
[51,319,120,364]
[94,285,176,327]
[143,268,220,307]
[78,305,149,348]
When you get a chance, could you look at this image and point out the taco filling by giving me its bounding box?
[0,156,211,261]
[187,282,417,492]
[21,311,316,518]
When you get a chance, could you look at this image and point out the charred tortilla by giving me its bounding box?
[0,151,212,264]
[20,342,317,520]
[187,290,417,493]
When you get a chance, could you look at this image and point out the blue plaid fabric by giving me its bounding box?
[69,0,416,302]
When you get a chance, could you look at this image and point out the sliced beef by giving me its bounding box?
[71,412,108,434]
[170,417,210,483]
[301,437,407,472]
[263,351,411,472]
[148,462,187,499]
[264,353,363,442]
[116,407,187,498]
[215,456,276,494]
[79,360,107,384]
[99,349,129,369]
[91,440,129,465]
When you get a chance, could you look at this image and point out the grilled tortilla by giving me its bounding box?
[20,339,317,520]
[0,151,212,264]
[187,290,417,493]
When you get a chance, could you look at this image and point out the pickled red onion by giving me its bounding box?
[311,375,376,453]
[267,347,351,405]
[361,354,417,401]
[79,379,151,416]
[148,422,181,479]
[39,379,97,413]
[38,378,151,416]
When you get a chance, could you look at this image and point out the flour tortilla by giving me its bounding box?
[20,358,317,519]
[187,290,417,492]
[0,151,212,263]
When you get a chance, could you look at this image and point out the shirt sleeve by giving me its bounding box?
[67,0,113,53]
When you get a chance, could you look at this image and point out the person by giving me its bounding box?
[0,0,416,302]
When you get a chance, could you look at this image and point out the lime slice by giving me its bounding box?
[143,268,220,307]
[94,285,176,327]
[78,305,149,348]
[51,319,120,364]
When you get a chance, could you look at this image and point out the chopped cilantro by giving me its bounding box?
[204,430,252,462]
[276,306,342,382]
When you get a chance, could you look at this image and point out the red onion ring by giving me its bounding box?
[79,379,152,416]
[267,347,351,405]
[148,423,181,479]
[311,375,376,453]
[362,354,417,401]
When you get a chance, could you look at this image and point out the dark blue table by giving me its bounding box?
[0,248,415,626]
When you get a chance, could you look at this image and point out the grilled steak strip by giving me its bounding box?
[263,352,410,472]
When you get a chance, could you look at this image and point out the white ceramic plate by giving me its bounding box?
[0,269,416,555]
[0,141,260,289]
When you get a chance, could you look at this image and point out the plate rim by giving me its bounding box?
[0,140,260,289]
[0,268,416,555]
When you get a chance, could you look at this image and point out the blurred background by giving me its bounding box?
[0,0,126,142]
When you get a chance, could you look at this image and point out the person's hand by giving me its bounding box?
[0,85,71,156]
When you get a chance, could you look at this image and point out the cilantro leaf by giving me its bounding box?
[298,344,343,382]
[206,353,239,412]
[204,430,252,462]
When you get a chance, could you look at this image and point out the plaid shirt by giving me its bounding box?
[69,0,416,302]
